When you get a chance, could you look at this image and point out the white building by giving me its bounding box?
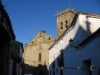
[49,11,100,75]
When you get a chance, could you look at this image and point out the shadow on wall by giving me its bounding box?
[22,63,49,75]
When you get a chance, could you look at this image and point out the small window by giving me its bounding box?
[39,53,41,61]
[65,20,68,28]
[83,59,91,75]
[49,37,51,40]
[60,22,63,29]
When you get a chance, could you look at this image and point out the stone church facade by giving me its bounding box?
[23,8,78,75]
[23,30,56,75]
[24,30,56,67]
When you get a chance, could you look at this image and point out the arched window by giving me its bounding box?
[49,37,51,40]
[65,20,68,28]
[39,53,41,61]
[60,22,63,29]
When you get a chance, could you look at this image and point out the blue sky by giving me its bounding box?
[2,0,100,44]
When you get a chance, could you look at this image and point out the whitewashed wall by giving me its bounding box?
[49,14,100,75]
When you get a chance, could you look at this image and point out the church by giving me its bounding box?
[23,30,56,75]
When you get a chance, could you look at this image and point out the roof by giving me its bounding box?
[56,7,76,16]
[57,7,100,18]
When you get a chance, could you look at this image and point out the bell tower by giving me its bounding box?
[57,8,76,37]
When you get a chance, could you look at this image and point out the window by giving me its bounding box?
[39,53,41,61]
[60,22,63,29]
[49,37,51,40]
[83,59,91,75]
[65,20,68,28]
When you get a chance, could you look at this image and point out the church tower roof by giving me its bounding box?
[56,7,75,16]
[57,7,100,18]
